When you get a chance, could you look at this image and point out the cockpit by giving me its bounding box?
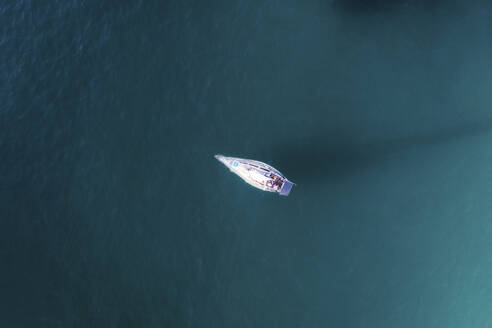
[265,173,284,190]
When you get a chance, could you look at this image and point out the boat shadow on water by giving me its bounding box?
[269,119,492,185]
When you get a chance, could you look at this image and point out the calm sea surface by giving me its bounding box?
[2,1,492,327]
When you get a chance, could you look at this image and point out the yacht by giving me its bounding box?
[215,155,295,196]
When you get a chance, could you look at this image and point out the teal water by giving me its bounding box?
[2,1,492,327]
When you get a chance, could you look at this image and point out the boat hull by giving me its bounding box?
[215,155,294,196]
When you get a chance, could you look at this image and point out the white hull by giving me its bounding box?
[215,155,294,196]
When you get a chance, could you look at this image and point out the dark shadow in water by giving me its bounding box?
[331,0,443,12]
[271,119,492,185]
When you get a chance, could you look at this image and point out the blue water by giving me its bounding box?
[2,1,492,327]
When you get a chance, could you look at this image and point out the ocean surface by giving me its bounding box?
[2,0,492,327]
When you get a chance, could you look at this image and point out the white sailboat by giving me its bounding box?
[215,155,295,196]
